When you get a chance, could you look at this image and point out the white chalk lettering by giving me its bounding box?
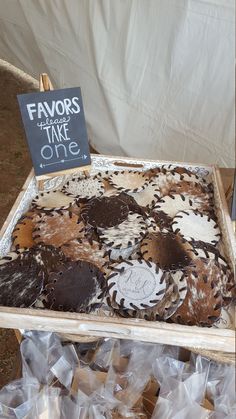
[41,145,53,160]
[69,142,80,155]
[27,103,37,120]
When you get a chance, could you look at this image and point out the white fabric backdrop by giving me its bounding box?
[0,0,234,167]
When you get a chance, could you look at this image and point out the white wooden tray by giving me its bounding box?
[0,154,235,354]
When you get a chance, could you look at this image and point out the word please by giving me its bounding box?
[27,97,80,120]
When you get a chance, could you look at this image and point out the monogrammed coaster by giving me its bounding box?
[81,196,129,229]
[44,260,106,312]
[107,259,166,311]
[172,210,221,246]
[32,210,85,247]
[170,258,223,326]
[62,176,104,201]
[108,171,149,193]
[32,190,75,211]
[61,238,109,272]
[0,257,44,307]
[140,232,193,270]
[98,213,147,249]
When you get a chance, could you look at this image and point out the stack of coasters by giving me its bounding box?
[32,211,85,247]
[43,260,106,313]
[32,190,75,211]
[62,175,104,202]
[172,210,221,245]
[170,258,224,326]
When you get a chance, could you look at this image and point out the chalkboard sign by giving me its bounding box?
[17,87,91,177]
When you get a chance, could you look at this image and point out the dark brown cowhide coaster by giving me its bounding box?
[81,196,129,229]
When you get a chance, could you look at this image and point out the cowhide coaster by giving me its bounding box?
[153,193,209,218]
[32,190,75,211]
[106,243,140,262]
[172,210,221,246]
[127,180,161,209]
[32,211,85,247]
[170,258,223,326]
[81,196,129,229]
[0,249,27,265]
[44,260,106,312]
[118,193,147,217]
[12,210,41,249]
[98,213,147,249]
[108,171,149,193]
[134,270,188,321]
[61,238,109,272]
[140,232,193,270]
[62,176,104,201]
[161,165,208,185]
[0,257,44,307]
[27,244,68,285]
[107,259,166,311]
[150,171,182,196]
[149,210,173,231]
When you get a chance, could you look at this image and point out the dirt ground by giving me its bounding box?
[0,60,38,387]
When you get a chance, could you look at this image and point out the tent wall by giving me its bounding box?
[0,0,234,167]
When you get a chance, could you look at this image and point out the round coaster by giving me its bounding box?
[170,258,223,326]
[127,180,161,209]
[140,232,193,270]
[61,238,109,272]
[151,171,181,196]
[98,213,147,249]
[131,270,188,321]
[81,196,129,229]
[32,211,85,247]
[62,176,104,200]
[160,165,208,185]
[12,210,41,249]
[172,210,221,246]
[32,190,75,211]
[44,260,106,312]
[0,257,44,307]
[27,244,68,284]
[107,259,166,311]
[149,210,173,231]
[153,193,207,218]
[108,171,149,193]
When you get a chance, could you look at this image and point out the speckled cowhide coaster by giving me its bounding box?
[32,210,85,247]
[62,175,104,201]
[98,213,147,249]
[170,258,223,326]
[0,257,44,307]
